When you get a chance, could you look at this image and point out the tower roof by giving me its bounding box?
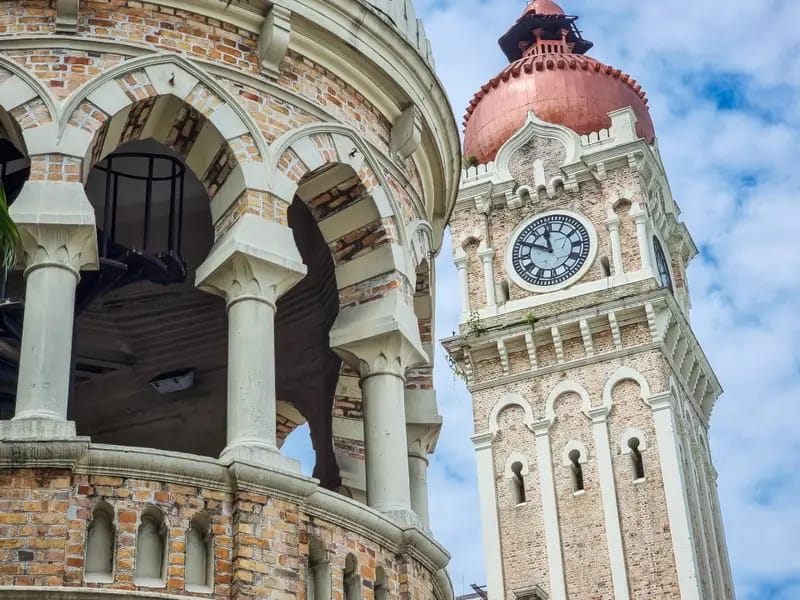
[464,1,655,164]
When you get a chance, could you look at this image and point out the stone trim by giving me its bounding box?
[0,441,450,573]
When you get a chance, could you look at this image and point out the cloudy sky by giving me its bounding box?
[286,1,800,598]
[416,1,800,598]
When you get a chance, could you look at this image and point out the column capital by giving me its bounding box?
[477,246,494,262]
[646,391,674,412]
[331,289,427,378]
[630,201,648,223]
[10,181,98,275]
[531,418,553,436]
[196,214,306,306]
[406,389,442,457]
[586,406,611,424]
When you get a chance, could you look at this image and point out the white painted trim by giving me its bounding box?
[489,393,536,436]
[472,434,505,600]
[532,422,566,600]
[546,380,591,423]
[590,412,630,600]
[559,440,589,467]
[504,209,599,294]
[618,427,649,454]
[503,452,530,478]
[469,269,655,322]
[603,366,652,410]
[649,394,701,599]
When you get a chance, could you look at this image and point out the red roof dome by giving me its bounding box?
[521,0,565,17]
[463,3,656,164]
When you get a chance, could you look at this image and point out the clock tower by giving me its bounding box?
[443,2,735,599]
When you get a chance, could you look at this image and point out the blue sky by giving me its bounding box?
[285,1,800,597]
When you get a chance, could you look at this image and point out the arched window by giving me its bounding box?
[85,502,115,582]
[307,537,330,600]
[511,461,526,504]
[375,566,389,600]
[653,236,673,290]
[628,437,645,480]
[569,450,585,493]
[343,553,361,600]
[186,513,212,591]
[135,507,167,586]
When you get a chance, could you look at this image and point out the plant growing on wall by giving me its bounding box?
[0,184,18,274]
[466,311,487,339]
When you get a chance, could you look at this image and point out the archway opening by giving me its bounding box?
[70,138,228,456]
[0,115,31,418]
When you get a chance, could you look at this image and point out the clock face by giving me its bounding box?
[508,212,594,289]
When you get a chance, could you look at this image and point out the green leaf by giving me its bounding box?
[0,183,20,273]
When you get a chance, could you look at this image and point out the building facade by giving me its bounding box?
[0,1,459,599]
[443,2,735,599]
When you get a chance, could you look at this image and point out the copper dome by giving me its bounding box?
[521,0,566,17]
[464,3,656,164]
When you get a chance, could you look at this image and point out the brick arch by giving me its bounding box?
[56,56,268,227]
[270,125,414,303]
[0,56,56,158]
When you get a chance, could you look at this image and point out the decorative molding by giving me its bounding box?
[489,393,535,436]
[560,440,590,467]
[503,452,531,478]
[196,214,306,306]
[391,105,422,160]
[545,380,591,423]
[10,182,99,273]
[259,4,292,78]
[602,366,652,411]
[55,0,80,34]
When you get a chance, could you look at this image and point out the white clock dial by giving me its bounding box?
[507,211,597,291]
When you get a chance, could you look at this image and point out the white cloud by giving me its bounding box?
[417,1,800,598]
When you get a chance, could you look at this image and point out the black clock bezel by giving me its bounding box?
[505,210,597,293]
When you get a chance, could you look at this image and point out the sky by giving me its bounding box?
[284,1,800,598]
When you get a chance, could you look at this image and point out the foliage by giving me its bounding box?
[466,311,487,339]
[0,184,19,273]
[524,311,538,330]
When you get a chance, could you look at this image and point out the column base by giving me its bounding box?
[381,508,423,529]
[0,418,77,440]
[219,444,301,474]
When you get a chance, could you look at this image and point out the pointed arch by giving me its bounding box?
[603,366,652,410]
[545,379,592,422]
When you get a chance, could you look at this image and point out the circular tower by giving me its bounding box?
[0,2,459,599]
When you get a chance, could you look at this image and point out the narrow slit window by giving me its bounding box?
[600,256,612,277]
[629,438,645,480]
[344,553,361,600]
[511,461,526,504]
[569,450,584,492]
[186,513,212,590]
[85,502,115,581]
[135,507,167,586]
[375,566,389,600]
[307,538,330,600]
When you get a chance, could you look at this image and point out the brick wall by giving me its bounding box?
[0,469,439,599]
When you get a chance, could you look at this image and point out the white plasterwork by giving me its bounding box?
[489,392,535,437]
[603,366,652,410]
[545,380,591,423]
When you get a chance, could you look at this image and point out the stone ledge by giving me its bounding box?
[0,440,451,573]
[0,587,206,599]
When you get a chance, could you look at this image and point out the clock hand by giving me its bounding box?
[521,241,553,253]
[543,230,554,252]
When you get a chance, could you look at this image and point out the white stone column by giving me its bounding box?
[631,202,652,272]
[605,210,624,276]
[648,393,701,600]
[197,214,305,469]
[532,420,566,600]
[3,182,98,440]
[478,245,496,309]
[405,389,441,530]
[587,407,630,600]
[472,432,505,600]
[331,291,427,525]
[454,250,470,318]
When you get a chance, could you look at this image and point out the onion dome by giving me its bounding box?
[464,1,655,164]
